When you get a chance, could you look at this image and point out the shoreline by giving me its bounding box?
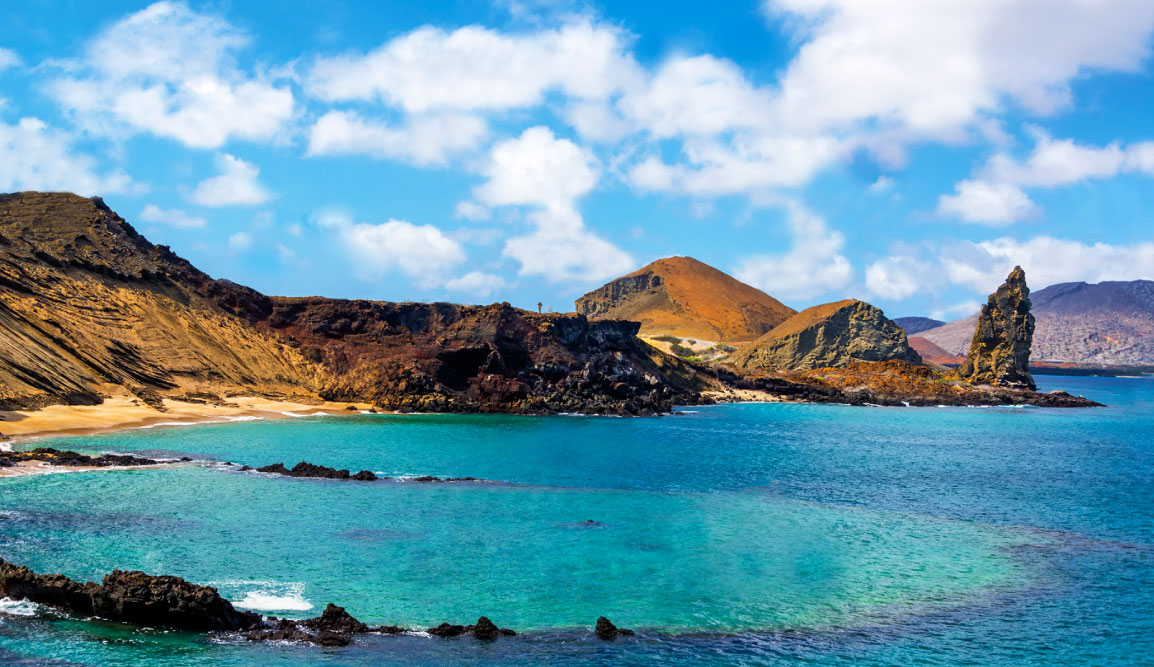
[0,393,377,445]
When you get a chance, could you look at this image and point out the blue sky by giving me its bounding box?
[2,0,1153,321]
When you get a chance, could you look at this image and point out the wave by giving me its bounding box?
[137,421,205,430]
[0,597,43,617]
[213,580,314,613]
[278,411,332,418]
[0,441,11,452]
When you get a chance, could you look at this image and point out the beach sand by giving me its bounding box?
[0,391,376,443]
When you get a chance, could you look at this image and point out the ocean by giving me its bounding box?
[1,375,1151,665]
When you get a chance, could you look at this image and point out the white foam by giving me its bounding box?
[137,421,203,430]
[217,580,314,613]
[221,415,263,422]
[235,591,314,612]
[0,441,11,452]
[0,597,42,616]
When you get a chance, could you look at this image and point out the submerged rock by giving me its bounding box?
[595,616,635,639]
[957,266,1036,390]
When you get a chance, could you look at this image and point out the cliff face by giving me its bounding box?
[575,257,795,342]
[0,192,714,415]
[261,298,711,415]
[957,266,1035,389]
[730,299,921,372]
[0,192,318,409]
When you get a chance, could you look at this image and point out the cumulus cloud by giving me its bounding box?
[464,126,633,283]
[315,211,466,285]
[305,110,488,166]
[227,231,252,251]
[139,204,206,228]
[941,236,1154,293]
[936,180,1038,225]
[49,1,294,148]
[187,154,272,206]
[0,117,133,195]
[938,133,1154,223]
[444,270,507,298]
[865,256,936,300]
[768,0,1154,137]
[305,20,640,111]
[733,203,853,300]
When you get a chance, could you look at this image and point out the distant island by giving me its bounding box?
[0,192,1100,446]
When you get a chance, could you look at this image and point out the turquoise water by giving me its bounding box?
[1,375,1151,665]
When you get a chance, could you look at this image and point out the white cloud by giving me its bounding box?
[454,201,491,221]
[187,153,272,206]
[942,236,1154,292]
[315,211,466,285]
[227,231,252,251]
[305,20,640,112]
[936,180,1038,225]
[865,256,934,300]
[467,126,634,284]
[938,133,1154,223]
[930,300,982,322]
[305,110,488,166]
[49,1,294,148]
[275,244,296,263]
[0,48,21,71]
[768,0,1154,137]
[733,203,853,300]
[139,204,206,228]
[502,206,634,284]
[473,126,598,208]
[868,176,894,193]
[0,117,133,195]
[444,271,507,298]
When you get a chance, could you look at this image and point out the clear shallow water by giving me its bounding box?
[0,376,1151,665]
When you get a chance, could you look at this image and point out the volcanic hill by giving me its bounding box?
[730,299,921,371]
[575,256,795,343]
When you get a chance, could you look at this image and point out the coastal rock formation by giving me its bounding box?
[427,617,516,639]
[595,616,635,639]
[262,298,713,415]
[918,279,1154,367]
[575,257,795,342]
[254,461,378,481]
[0,559,261,632]
[957,267,1036,389]
[730,300,921,372]
[0,192,717,416]
[0,447,180,469]
[0,192,320,410]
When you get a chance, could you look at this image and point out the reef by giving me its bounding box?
[0,447,184,469]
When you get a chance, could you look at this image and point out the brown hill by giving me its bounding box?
[730,299,921,371]
[0,192,713,415]
[0,192,318,409]
[574,256,795,342]
[907,335,965,366]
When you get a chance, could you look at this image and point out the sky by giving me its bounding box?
[1,0,1153,321]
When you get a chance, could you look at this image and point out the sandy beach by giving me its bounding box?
[0,391,376,444]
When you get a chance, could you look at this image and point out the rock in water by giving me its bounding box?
[0,559,261,632]
[730,299,921,371]
[595,616,635,639]
[957,266,1036,390]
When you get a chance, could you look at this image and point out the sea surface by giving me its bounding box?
[1,375,1151,665]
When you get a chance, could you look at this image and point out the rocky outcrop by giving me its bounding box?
[0,192,320,410]
[595,616,635,639]
[0,447,183,469]
[730,300,921,372]
[261,298,714,415]
[253,461,378,481]
[575,257,795,342]
[957,267,1036,389]
[427,617,516,639]
[0,558,262,632]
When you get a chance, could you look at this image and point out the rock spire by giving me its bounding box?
[957,266,1036,389]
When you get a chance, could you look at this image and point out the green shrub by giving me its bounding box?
[653,334,682,344]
